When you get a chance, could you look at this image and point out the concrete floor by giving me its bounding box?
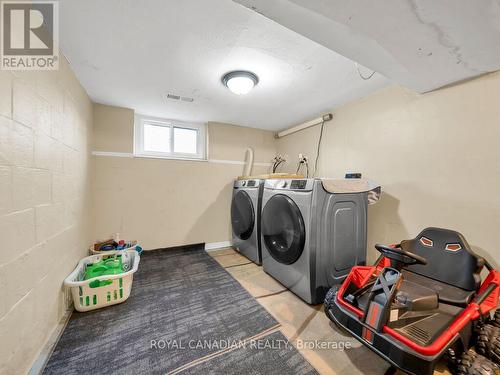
[209,248,451,375]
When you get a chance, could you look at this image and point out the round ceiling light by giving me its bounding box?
[222,70,259,95]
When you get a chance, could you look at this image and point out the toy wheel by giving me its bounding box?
[324,284,340,310]
[456,350,499,375]
[457,350,479,373]
[490,310,500,329]
[476,324,500,364]
[323,285,351,335]
[445,346,463,374]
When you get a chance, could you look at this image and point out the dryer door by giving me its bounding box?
[231,190,255,240]
[262,194,305,265]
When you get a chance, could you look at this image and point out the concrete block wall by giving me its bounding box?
[0,59,93,374]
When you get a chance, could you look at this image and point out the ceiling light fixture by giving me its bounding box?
[222,70,259,95]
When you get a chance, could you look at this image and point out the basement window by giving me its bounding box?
[134,115,206,160]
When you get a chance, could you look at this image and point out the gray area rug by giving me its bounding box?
[43,245,317,374]
[181,331,317,375]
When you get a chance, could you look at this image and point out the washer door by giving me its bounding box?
[262,194,305,264]
[231,190,255,240]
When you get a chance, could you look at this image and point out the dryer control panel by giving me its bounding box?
[234,179,262,189]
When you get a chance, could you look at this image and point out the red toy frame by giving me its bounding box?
[335,257,500,356]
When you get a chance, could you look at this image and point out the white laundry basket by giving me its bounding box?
[64,250,140,312]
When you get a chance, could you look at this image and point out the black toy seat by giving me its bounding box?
[399,227,484,306]
[401,270,476,306]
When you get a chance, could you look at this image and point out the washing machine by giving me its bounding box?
[260,178,380,304]
[231,178,264,264]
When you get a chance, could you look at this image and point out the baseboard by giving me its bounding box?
[28,309,72,375]
[146,243,204,252]
[204,241,232,251]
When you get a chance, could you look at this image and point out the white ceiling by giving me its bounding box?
[235,0,500,93]
[59,0,389,131]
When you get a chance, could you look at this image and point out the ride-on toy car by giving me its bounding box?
[324,228,500,375]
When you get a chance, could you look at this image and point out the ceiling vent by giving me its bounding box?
[166,93,194,102]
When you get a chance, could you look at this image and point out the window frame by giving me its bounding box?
[134,114,207,161]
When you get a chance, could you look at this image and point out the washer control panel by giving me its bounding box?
[290,180,307,189]
[278,180,288,188]
[265,179,314,191]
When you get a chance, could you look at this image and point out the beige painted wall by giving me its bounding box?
[208,122,277,163]
[93,103,134,153]
[277,71,500,266]
[0,59,93,374]
[92,106,275,249]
